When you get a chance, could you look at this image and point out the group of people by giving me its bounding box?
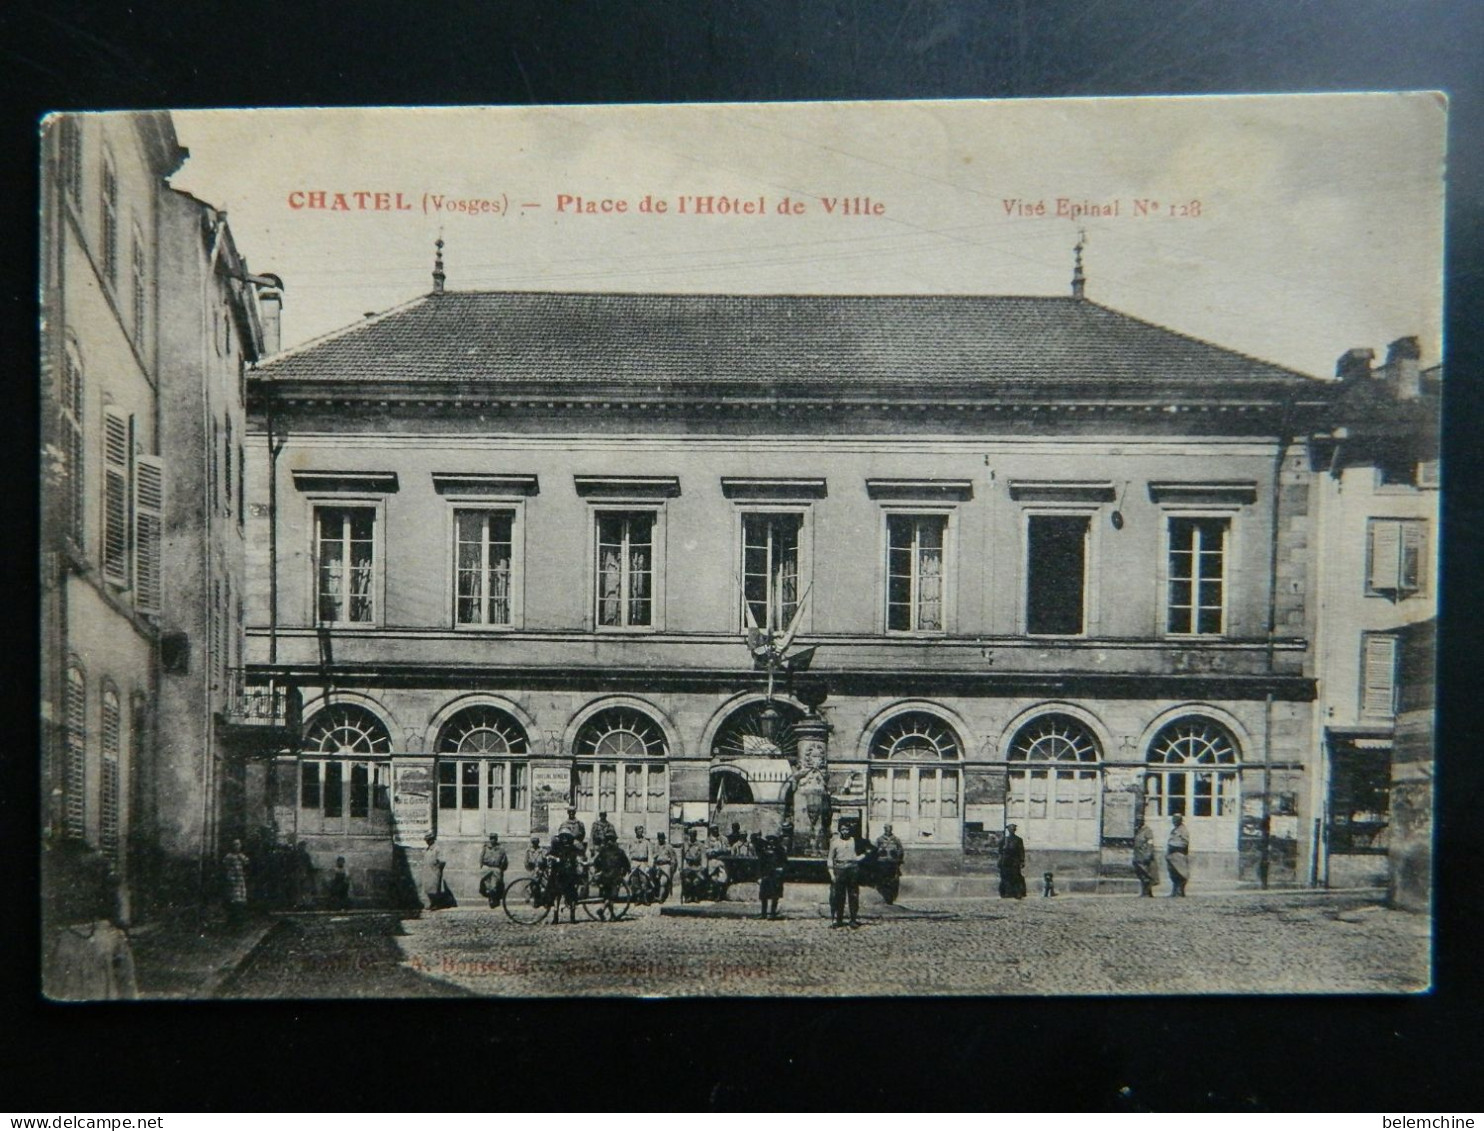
[995,813,1194,899]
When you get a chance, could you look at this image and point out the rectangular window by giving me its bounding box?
[131,231,146,342]
[60,117,83,205]
[1167,517,1228,635]
[300,763,321,809]
[323,761,343,818]
[350,763,370,818]
[437,761,458,810]
[1361,633,1399,720]
[487,762,506,811]
[134,456,164,615]
[596,511,654,628]
[1366,519,1427,598]
[61,348,85,548]
[102,408,131,585]
[1026,514,1089,635]
[742,512,801,630]
[461,762,480,810]
[101,157,118,286]
[886,514,946,631]
[646,765,666,812]
[455,509,514,626]
[511,763,528,811]
[316,506,376,624]
[223,417,233,513]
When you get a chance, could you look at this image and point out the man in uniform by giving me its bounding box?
[751,832,788,920]
[680,828,706,902]
[557,806,587,849]
[703,826,730,892]
[652,832,678,902]
[479,833,510,908]
[726,821,747,848]
[524,835,545,873]
[1132,820,1158,897]
[827,820,870,928]
[998,823,1027,899]
[874,823,905,904]
[591,832,631,920]
[543,831,583,924]
[1165,813,1191,897]
[591,810,617,847]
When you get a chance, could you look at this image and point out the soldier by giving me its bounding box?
[591,832,631,921]
[524,835,545,873]
[726,821,747,847]
[557,806,587,850]
[1166,814,1191,897]
[591,810,617,847]
[704,826,730,891]
[751,832,788,920]
[479,833,509,908]
[628,824,653,899]
[544,831,583,924]
[680,828,706,902]
[1132,820,1158,897]
[652,832,678,901]
[874,824,905,904]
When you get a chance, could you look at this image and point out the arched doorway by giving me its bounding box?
[1006,713,1102,849]
[572,706,669,840]
[434,705,531,838]
[1144,716,1241,849]
[709,700,803,838]
[298,704,394,835]
[867,711,962,846]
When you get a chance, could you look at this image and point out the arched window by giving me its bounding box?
[436,706,531,834]
[299,705,392,829]
[100,683,122,863]
[64,661,87,839]
[868,712,961,844]
[1007,713,1101,848]
[574,707,668,836]
[710,700,804,761]
[1145,718,1240,840]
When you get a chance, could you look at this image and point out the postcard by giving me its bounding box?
[39,95,1442,998]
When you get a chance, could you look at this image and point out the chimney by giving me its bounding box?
[1335,347,1375,384]
[432,237,445,295]
[1070,229,1087,299]
[1383,335,1422,399]
[258,290,282,355]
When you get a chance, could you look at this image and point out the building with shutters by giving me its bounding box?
[232,251,1340,902]
[39,112,275,943]
[1308,340,1440,894]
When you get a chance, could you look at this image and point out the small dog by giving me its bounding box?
[1042,871,1056,898]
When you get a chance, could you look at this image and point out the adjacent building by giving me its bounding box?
[40,111,274,946]
[1308,339,1440,900]
[238,257,1333,902]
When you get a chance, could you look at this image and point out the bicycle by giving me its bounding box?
[502,872,633,924]
[627,865,672,906]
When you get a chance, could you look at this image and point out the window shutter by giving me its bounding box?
[1399,522,1426,594]
[1367,520,1400,592]
[102,408,131,584]
[134,455,164,614]
[1361,634,1398,719]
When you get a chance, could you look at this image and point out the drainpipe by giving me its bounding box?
[1260,410,1293,891]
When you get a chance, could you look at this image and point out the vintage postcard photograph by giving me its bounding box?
[38,95,1442,999]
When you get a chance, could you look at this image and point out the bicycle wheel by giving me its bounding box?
[502,877,550,925]
[581,879,633,921]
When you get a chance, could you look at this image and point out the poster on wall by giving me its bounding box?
[389,761,433,847]
[529,764,572,836]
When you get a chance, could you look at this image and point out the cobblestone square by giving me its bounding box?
[221,890,1430,999]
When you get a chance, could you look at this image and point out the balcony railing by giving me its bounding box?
[222,668,294,728]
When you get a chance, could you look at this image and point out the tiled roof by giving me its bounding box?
[255,291,1317,393]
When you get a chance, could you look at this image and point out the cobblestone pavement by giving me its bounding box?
[220,890,1429,998]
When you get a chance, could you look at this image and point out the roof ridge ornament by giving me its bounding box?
[1071,228,1087,299]
[432,233,446,295]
